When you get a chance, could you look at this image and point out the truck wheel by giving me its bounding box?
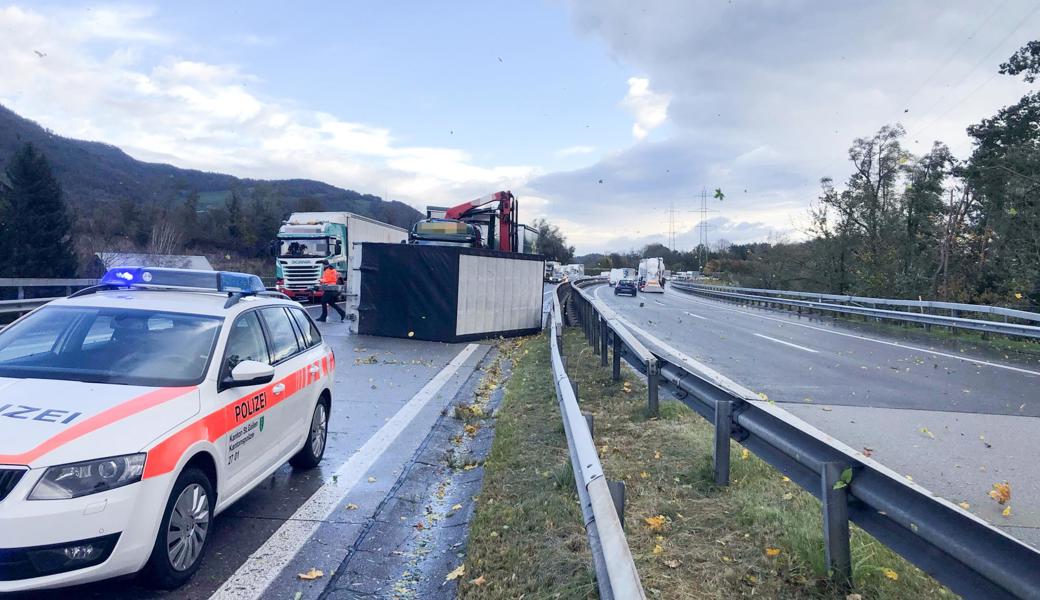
[291,398,329,470]
[141,467,214,589]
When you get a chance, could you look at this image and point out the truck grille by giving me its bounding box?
[283,265,321,289]
[0,469,25,502]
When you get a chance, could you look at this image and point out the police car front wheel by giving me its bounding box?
[290,399,329,470]
[142,466,215,589]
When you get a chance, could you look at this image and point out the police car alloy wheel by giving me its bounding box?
[142,467,214,589]
[290,399,329,470]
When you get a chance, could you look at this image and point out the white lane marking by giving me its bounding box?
[653,300,666,306]
[753,333,819,354]
[683,311,707,320]
[210,343,481,600]
[665,289,1040,377]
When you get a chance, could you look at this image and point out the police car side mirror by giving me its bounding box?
[227,360,275,388]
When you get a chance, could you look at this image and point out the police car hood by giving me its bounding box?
[0,378,200,468]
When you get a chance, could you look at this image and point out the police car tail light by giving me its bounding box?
[29,454,146,500]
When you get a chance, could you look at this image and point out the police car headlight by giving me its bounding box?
[29,454,146,500]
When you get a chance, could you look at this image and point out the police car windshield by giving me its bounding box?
[0,306,223,387]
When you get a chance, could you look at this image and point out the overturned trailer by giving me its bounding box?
[349,243,545,343]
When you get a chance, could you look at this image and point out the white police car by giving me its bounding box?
[0,267,335,591]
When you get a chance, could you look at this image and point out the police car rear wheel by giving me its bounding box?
[290,399,329,469]
[142,467,214,589]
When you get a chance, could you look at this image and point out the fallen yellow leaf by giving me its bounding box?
[989,481,1011,505]
[741,448,750,460]
[644,515,666,531]
[639,471,650,479]
[1015,292,1023,299]
[345,503,359,510]
[367,476,376,483]
[451,503,463,511]
[919,427,934,439]
[652,544,664,555]
[469,575,487,586]
[781,476,790,483]
[883,568,899,581]
[765,547,781,557]
[1003,505,1012,518]
[958,502,970,510]
[445,564,465,581]
[298,568,323,581]
[654,450,661,459]
[757,392,769,401]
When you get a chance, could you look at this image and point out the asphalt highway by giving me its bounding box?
[594,283,1040,549]
[18,304,493,599]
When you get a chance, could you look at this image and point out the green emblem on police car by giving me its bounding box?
[259,415,265,432]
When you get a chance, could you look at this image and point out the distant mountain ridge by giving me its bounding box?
[0,103,422,229]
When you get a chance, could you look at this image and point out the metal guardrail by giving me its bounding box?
[549,282,646,600]
[0,298,53,316]
[671,281,1040,340]
[682,282,1040,323]
[567,278,1040,599]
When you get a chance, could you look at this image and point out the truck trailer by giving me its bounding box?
[638,257,666,293]
[274,212,407,302]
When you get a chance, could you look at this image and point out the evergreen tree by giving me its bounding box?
[1,144,77,277]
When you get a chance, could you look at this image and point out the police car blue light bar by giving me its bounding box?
[100,267,266,294]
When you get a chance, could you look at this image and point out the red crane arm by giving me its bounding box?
[444,191,514,220]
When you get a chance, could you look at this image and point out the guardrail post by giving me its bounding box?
[611,330,622,381]
[608,480,626,529]
[16,286,24,300]
[713,400,733,486]
[646,359,659,417]
[821,462,852,587]
[600,318,608,367]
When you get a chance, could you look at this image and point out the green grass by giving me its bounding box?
[462,328,957,599]
[459,335,597,599]
[558,329,956,599]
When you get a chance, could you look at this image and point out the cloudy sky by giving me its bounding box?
[1,1,1037,253]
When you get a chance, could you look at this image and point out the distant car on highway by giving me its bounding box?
[614,279,638,297]
[0,267,335,593]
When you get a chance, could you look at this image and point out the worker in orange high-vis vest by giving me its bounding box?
[316,261,346,322]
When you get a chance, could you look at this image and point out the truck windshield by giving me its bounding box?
[0,306,223,386]
[279,238,331,258]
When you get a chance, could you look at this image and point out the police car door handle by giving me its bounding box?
[273,383,286,395]
[309,365,321,376]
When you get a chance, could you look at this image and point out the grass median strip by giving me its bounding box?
[462,328,956,599]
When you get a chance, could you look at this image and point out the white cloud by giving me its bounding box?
[0,5,537,210]
[555,145,596,157]
[621,77,670,140]
[544,0,1040,251]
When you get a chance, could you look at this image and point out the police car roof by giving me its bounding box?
[48,289,295,317]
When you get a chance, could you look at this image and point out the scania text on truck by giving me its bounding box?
[273,212,407,302]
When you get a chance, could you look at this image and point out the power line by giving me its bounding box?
[907,0,1040,141]
[894,0,1010,116]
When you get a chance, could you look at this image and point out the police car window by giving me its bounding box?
[0,308,66,362]
[0,306,222,387]
[223,312,270,373]
[259,307,301,363]
[289,308,321,348]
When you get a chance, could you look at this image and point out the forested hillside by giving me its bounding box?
[0,104,422,273]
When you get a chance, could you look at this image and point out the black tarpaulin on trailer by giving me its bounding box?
[357,243,544,342]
